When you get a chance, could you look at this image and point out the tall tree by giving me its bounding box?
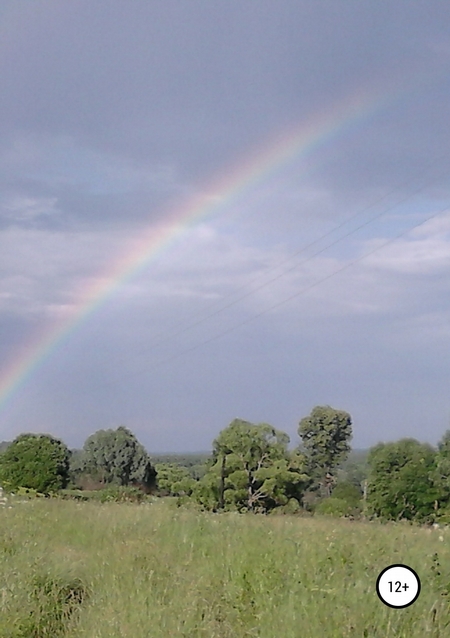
[80,426,156,491]
[298,405,352,496]
[200,418,309,512]
[366,438,437,521]
[0,433,71,493]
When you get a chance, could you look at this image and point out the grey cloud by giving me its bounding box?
[2,2,449,181]
[2,1,450,449]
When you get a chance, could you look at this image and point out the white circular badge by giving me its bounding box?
[376,564,421,608]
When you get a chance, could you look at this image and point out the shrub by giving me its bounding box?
[436,507,450,525]
[275,498,302,515]
[331,481,362,507]
[316,497,351,517]
[155,463,196,496]
[15,486,47,498]
[96,485,145,503]
[58,489,90,502]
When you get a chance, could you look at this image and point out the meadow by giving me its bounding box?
[1,498,450,637]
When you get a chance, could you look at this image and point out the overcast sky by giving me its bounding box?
[1,1,450,452]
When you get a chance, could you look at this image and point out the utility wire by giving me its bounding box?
[115,155,450,361]
[129,200,450,375]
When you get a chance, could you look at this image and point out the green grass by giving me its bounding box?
[1,498,450,637]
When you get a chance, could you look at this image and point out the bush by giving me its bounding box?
[331,481,362,507]
[96,485,145,503]
[436,508,450,525]
[58,489,90,502]
[316,497,351,517]
[15,486,47,498]
[276,498,302,515]
[155,463,196,496]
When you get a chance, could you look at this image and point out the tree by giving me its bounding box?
[67,448,85,487]
[0,433,71,494]
[298,405,352,496]
[336,450,369,489]
[79,426,156,491]
[431,430,450,513]
[331,481,362,508]
[366,438,437,522]
[198,419,309,512]
[193,469,222,511]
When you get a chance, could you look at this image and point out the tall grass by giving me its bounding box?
[1,498,450,637]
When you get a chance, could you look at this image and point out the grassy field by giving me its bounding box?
[1,498,450,637]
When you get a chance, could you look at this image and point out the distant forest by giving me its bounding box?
[0,439,368,477]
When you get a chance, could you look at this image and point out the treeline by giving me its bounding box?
[1,407,450,523]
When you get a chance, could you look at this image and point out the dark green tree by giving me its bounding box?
[79,426,156,491]
[366,438,438,521]
[298,405,352,496]
[0,433,71,493]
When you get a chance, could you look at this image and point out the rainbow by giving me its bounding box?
[0,86,396,422]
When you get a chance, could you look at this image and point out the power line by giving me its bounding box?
[130,200,450,374]
[113,155,450,362]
